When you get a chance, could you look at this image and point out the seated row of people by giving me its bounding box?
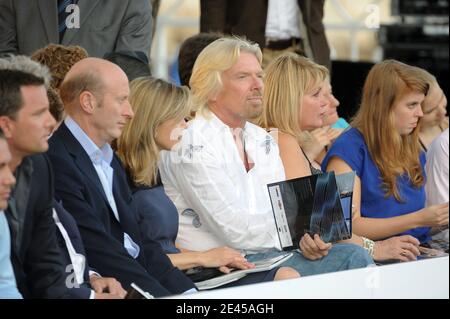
[116,77,298,285]
[0,36,448,298]
[0,59,129,299]
[260,54,422,262]
[0,52,299,299]
[158,38,373,276]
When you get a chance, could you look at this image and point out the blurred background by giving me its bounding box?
[151,0,449,120]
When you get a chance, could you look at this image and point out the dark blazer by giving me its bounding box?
[200,0,331,69]
[47,123,195,297]
[7,154,69,299]
[0,0,152,59]
[53,200,92,299]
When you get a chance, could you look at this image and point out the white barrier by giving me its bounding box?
[169,257,449,299]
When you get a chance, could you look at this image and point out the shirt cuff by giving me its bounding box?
[89,289,95,299]
[182,288,198,295]
[89,270,101,279]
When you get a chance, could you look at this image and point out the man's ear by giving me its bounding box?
[208,93,217,105]
[0,116,14,138]
[79,91,97,114]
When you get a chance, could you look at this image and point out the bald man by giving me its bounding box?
[47,58,196,297]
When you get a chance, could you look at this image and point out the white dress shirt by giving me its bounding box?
[159,111,285,254]
[426,128,449,206]
[265,0,301,40]
[65,117,140,259]
[52,209,96,299]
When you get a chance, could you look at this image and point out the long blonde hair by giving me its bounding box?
[259,53,328,140]
[351,60,429,201]
[116,77,192,187]
[190,36,262,116]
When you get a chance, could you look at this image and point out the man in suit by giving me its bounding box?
[103,51,152,82]
[0,57,68,298]
[48,57,196,297]
[200,0,331,70]
[53,200,127,299]
[0,0,153,60]
[0,55,125,299]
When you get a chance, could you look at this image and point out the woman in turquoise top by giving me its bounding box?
[323,60,449,254]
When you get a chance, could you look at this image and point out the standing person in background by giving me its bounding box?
[200,0,330,69]
[103,51,152,82]
[0,0,153,61]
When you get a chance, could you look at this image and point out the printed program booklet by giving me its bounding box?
[267,171,355,250]
[191,253,293,290]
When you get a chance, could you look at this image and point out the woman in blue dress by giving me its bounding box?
[115,77,299,290]
[322,60,449,259]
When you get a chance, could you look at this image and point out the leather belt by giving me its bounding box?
[266,37,303,50]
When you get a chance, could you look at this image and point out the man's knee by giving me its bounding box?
[274,267,301,281]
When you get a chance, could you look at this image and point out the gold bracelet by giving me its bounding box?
[362,237,375,258]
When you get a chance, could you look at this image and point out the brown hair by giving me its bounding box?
[31,44,88,89]
[351,60,429,201]
[178,32,223,87]
[47,86,65,122]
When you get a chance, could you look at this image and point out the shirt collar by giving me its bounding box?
[202,110,251,134]
[65,116,114,165]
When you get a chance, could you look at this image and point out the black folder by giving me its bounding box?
[267,172,355,250]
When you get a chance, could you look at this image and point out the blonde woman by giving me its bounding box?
[322,60,449,255]
[418,72,448,152]
[116,77,299,287]
[260,53,329,179]
[260,54,425,262]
